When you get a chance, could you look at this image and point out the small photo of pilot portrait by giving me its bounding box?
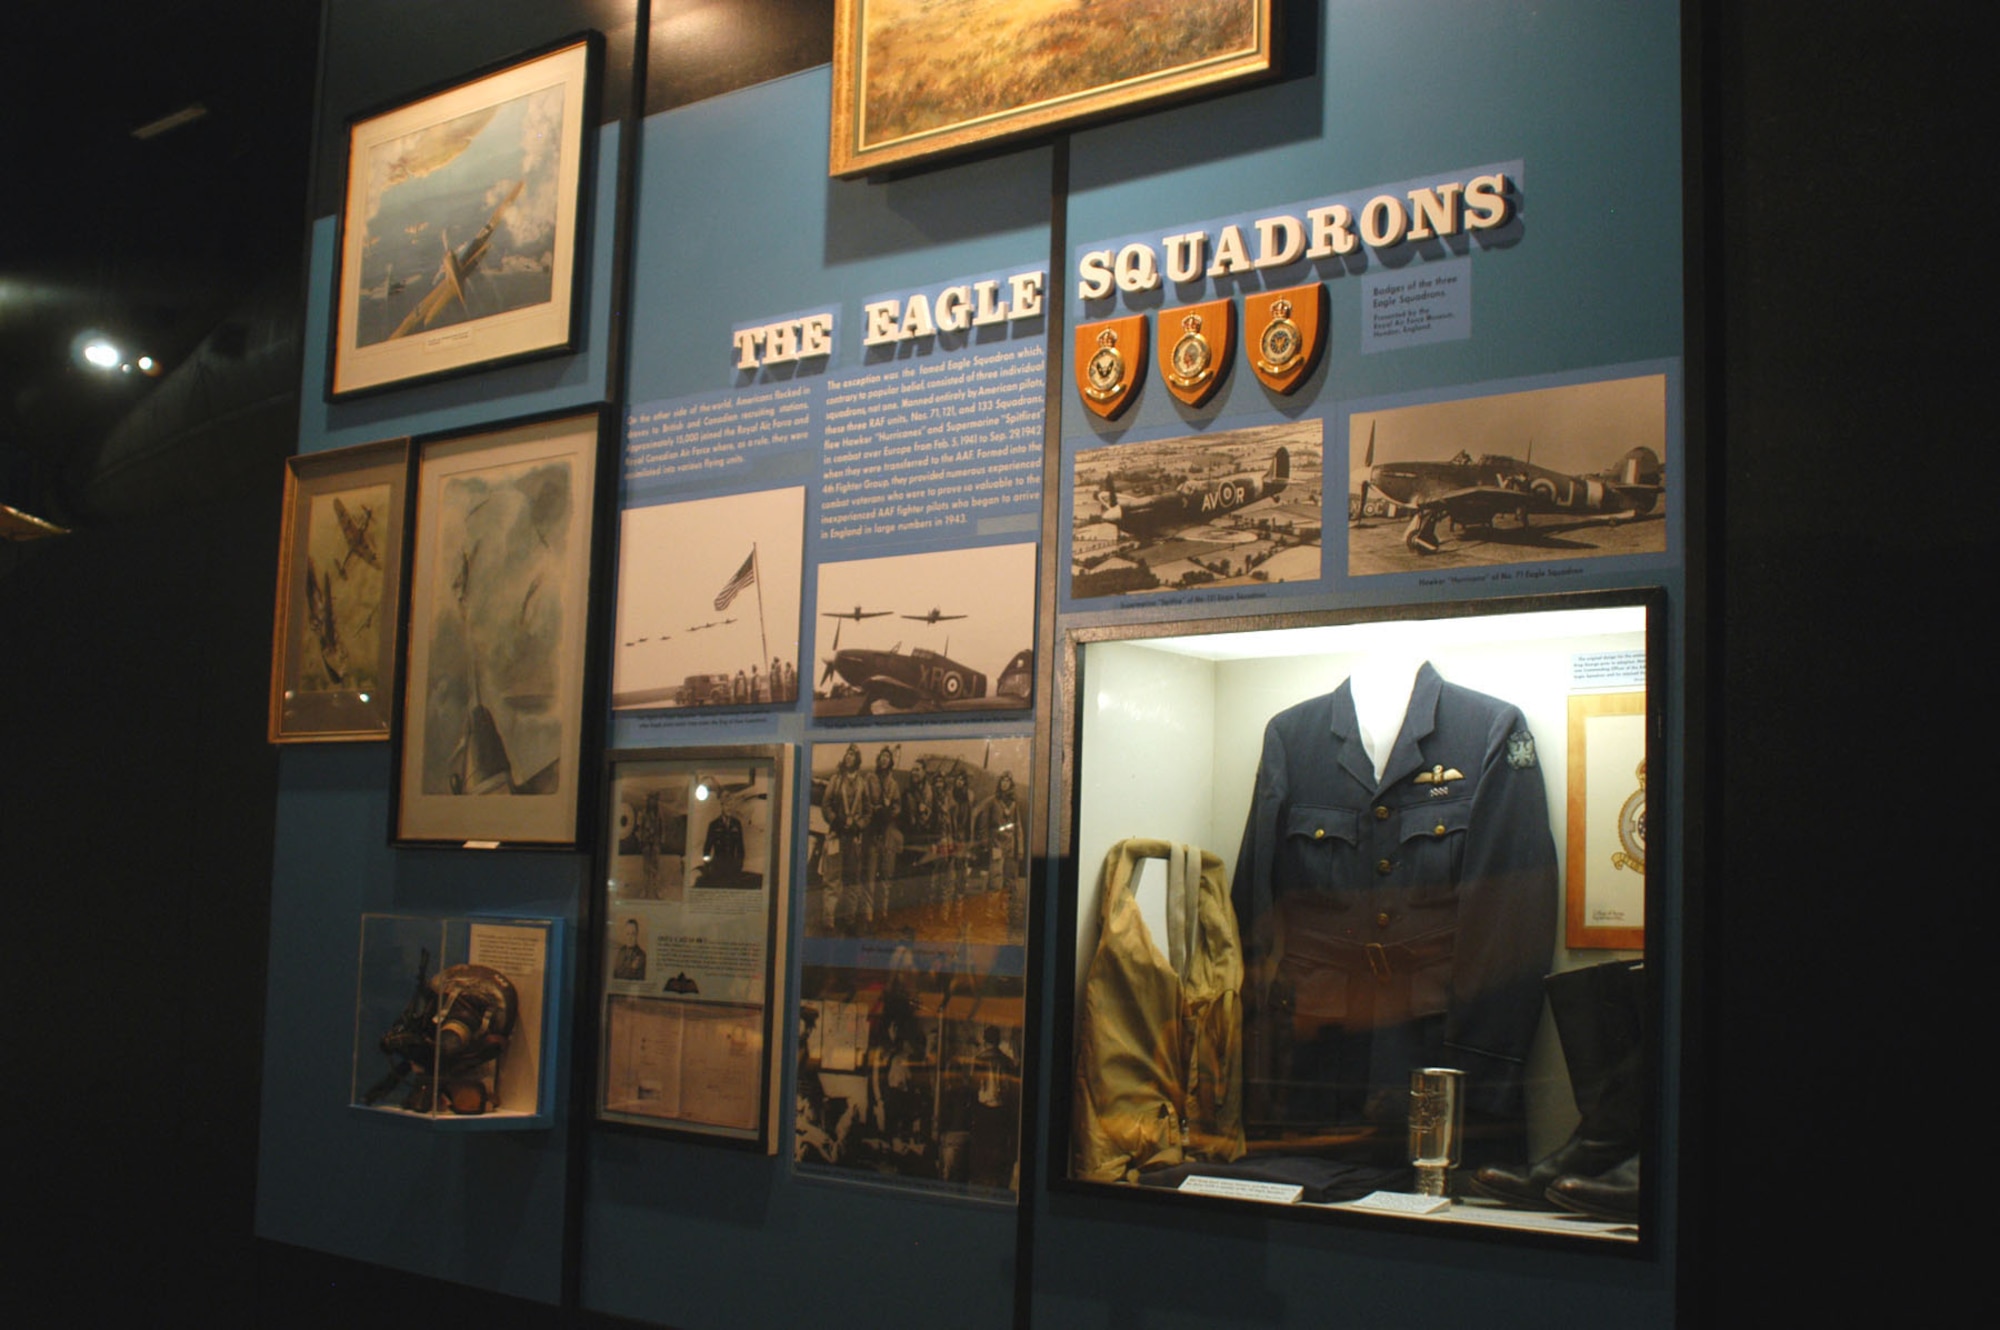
[612,918,648,981]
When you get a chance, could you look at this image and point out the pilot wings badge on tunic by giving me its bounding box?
[1244,283,1325,394]
[1157,299,1233,407]
[1076,315,1147,420]
[1413,765,1465,785]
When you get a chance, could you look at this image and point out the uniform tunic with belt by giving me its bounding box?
[1232,663,1556,1145]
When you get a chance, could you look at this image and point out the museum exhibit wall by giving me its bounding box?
[256,1,1699,1323]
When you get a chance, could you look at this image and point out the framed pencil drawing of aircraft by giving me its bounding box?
[328,34,601,399]
[392,410,608,848]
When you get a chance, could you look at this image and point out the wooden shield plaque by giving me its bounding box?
[1075,315,1147,420]
[1245,283,1325,394]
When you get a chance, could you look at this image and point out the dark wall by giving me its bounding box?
[1700,4,1984,1317]
[2,429,286,1322]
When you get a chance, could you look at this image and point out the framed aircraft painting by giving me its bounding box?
[269,438,412,743]
[392,410,608,848]
[328,33,601,399]
[829,0,1278,178]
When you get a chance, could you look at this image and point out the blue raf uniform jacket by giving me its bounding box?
[1233,663,1556,1128]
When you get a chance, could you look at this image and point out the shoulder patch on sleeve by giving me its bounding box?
[1506,729,1538,769]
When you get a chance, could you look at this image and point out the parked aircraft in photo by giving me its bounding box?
[1095,446,1290,543]
[816,623,1032,715]
[1350,423,1664,554]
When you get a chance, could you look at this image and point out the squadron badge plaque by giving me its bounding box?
[1157,299,1233,407]
[1075,316,1147,420]
[1244,283,1325,394]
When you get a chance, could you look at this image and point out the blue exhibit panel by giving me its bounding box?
[1033,2,1686,1327]
[254,744,583,1301]
[259,122,619,1305]
[580,68,1048,1330]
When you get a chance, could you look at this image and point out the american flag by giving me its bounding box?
[713,549,756,610]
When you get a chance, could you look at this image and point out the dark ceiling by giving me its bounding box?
[0,2,321,524]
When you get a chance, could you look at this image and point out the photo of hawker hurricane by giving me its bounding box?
[1350,423,1664,555]
[1095,446,1290,542]
[388,179,526,340]
[817,621,1032,716]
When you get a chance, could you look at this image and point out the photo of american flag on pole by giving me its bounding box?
[714,549,757,610]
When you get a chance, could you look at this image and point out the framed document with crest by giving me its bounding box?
[1565,690,1648,950]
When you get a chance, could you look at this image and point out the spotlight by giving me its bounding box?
[82,340,120,369]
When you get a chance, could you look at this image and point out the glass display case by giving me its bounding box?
[1055,590,1660,1243]
[351,913,561,1127]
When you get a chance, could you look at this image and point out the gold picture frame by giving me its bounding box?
[268,438,411,743]
[829,0,1278,178]
[1565,691,1648,950]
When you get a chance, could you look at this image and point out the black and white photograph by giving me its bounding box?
[811,543,1036,718]
[331,36,597,397]
[806,735,1031,947]
[1070,419,1323,599]
[609,758,776,901]
[610,771,690,903]
[612,486,805,712]
[1346,372,1669,573]
[795,961,1024,1197]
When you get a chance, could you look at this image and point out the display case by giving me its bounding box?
[1055,590,1660,1244]
[350,914,561,1127]
[595,745,794,1149]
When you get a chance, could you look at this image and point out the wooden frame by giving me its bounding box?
[829,0,1278,178]
[268,438,412,743]
[329,33,601,398]
[393,410,607,847]
[1565,691,1648,950]
[595,745,795,1151]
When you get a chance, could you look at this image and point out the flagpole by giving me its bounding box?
[751,543,770,694]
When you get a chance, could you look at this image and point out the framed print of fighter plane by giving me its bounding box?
[392,410,608,848]
[829,0,1277,178]
[328,34,601,399]
[268,437,411,743]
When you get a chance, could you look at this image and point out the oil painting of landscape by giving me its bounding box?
[831,0,1274,175]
